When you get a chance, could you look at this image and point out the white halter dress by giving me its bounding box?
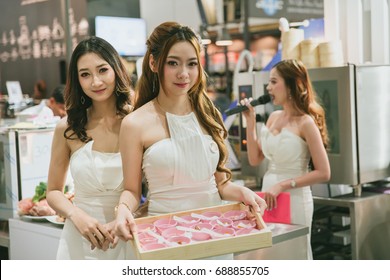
[56,141,134,260]
[260,125,313,260]
[142,112,232,259]
[143,112,222,216]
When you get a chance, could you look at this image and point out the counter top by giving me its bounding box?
[9,218,308,243]
[313,191,388,206]
[267,222,309,244]
[12,217,63,234]
[234,222,309,260]
[7,218,309,260]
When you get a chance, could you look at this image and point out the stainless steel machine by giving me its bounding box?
[310,64,390,191]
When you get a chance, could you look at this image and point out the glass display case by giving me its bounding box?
[0,128,55,220]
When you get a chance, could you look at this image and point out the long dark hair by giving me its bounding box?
[64,36,132,142]
[135,22,232,182]
[273,59,329,148]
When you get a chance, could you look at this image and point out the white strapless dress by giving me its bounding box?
[56,141,134,260]
[260,125,313,259]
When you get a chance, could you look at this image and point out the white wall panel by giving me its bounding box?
[140,0,202,36]
[346,0,363,64]
[371,0,389,63]
[325,0,390,65]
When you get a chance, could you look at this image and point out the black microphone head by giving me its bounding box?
[250,94,271,106]
[224,94,271,116]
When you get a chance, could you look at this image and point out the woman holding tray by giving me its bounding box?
[240,59,331,259]
[113,22,267,257]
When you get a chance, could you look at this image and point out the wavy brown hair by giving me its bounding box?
[273,59,329,148]
[135,21,231,182]
[64,36,133,142]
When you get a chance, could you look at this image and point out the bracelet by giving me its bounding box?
[114,202,131,216]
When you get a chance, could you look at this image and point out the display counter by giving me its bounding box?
[9,218,62,260]
[235,223,309,260]
[8,218,309,260]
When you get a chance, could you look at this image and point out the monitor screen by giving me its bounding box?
[6,81,23,104]
[95,16,147,57]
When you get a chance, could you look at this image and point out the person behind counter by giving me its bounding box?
[46,36,133,259]
[113,22,267,252]
[20,84,66,119]
[32,79,47,104]
[240,59,331,259]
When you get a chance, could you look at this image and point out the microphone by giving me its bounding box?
[224,94,271,116]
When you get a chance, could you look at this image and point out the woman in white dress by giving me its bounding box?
[241,59,331,259]
[113,22,267,255]
[46,36,133,259]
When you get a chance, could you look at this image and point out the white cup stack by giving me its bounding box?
[281,28,304,60]
[300,39,320,68]
[318,40,344,67]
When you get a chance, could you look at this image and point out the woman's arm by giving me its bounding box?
[215,172,267,215]
[114,114,143,242]
[298,115,331,186]
[46,118,74,218]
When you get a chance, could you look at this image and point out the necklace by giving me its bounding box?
[155,97,167,114]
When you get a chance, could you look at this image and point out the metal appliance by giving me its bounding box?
[236,64,390,195]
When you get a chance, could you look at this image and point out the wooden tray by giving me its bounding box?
[131,203,272,260]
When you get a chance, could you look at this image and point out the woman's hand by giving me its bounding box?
[263,184,284,210]
[240,97,256,125]
[68,207,114,251]
[100,220,117,251]
[240,187,267,216]
[111,204,138,248]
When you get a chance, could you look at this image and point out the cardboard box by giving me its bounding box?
[131,203,272,260]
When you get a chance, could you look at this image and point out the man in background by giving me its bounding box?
[20,84,66,119]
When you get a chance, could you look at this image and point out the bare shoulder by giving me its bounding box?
[121,101,156,131]
[51,117,72,151]
[299,114,320,136]
[53,116,68,135]
[299,114,316,128]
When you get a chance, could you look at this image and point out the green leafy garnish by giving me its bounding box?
[32,182,47,203]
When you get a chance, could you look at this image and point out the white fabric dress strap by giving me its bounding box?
[166,112,213,185]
